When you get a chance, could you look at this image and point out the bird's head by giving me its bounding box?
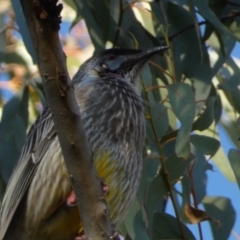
[72,46,168,86]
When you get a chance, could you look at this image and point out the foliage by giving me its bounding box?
[1,0,240,239]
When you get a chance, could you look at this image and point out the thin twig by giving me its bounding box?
[167,10,240,41]
[224,0,240,7]
[187,165,203,240]
[142,80,187,240]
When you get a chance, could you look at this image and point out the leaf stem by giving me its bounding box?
[187,165,203,240]
[142,80,187,240]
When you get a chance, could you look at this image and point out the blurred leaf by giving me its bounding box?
[62,0,78,11]
[218,57,240,91]
[168,83,195,158]
[217,57,240,113]
[229,20,240,39]
[228,149,240,190]
[108,0,121,45]
[0,14,6,63]
[190,135,220,157]
[186,0,203,58]
[3,51,28,67]
[152,212,196,240]
[0,86,29,126]
[134,5,155,37]
[194,0,240,41]
[202,196,236,240]
[208,32,235,76]
[0,86,29,182]
[30,77,47,108]
[0,116,26,183]
[73,1,105,50]
[11,0,36,64]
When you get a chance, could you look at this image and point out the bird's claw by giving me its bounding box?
[66,180,109,207]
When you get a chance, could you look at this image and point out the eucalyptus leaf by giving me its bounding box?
[190,135,220,157]
[11,0,36,63]
[168,83,195,158]
[151,212,196,240]
[228,149,240,190]
[202,196,236,240]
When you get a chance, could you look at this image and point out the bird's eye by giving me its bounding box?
[107,55,116,60]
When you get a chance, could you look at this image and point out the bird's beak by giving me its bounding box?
[128,46,169,66]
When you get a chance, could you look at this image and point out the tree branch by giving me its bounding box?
[18,0,112,239]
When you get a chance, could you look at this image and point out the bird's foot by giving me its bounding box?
[66,190,77,206]
[74,235,86,240]
[100,178,110,195]
[111,231,121,240]
[74,231,120,240]
[66,180,109,207]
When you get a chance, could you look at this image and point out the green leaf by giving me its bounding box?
[0,116,26,183]
[0,87,29,183]
[168,83,195,158]
[191,148,209,204]
[202,196,236,240]
[123,199,150,240]
[0,86,29,126]
[193,96,217,131]
[218,57,240,91]
[151,212,196,240]
[180,176,211,224]
[137,158,159,203]
[11,0,36,63]
[133,209,150,240]
[123,199,141,240]
[146,153,193,229]
[141,64,153,90]
[108,0,121,44]
[207,31,235,76]
[167,1,212,104]
[194,0,240,41]
[30,77,47,108]
[190,135,220,157]
[151,102,169,139]
[228,149,240,190]
[73,1,105,50]
[165,153,194,183]
[0,14,6,63]
[146,174,168,230]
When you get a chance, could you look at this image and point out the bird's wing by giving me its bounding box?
[0,107,57,239]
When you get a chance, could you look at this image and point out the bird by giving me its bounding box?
[0,46,168,240]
